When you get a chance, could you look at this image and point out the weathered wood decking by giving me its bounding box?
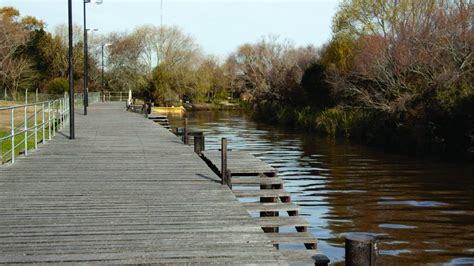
[0,103,287,264]
[202,151,276,176]
[201,150,330,265]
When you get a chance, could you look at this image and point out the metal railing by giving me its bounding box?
[0,92,101,165]
[103,91,129,102]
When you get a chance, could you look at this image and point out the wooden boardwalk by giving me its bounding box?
[201,150,330,265]
[0,103,287,265]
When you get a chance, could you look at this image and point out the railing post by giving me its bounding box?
[59,99,61,130]
[24,90,28,155]
[194,132,205,154]
[42,103,45,144]
[48,102,51,140]
[0,139,3,164]
[345,233,377,266]
[52,101,56,136]
[62,98,65,129]
[63,97,66,125]
[34,104,38,149]
[63,96,67,126]
[11,108,15,164]
[24,104,28,156]
[221,138,227,185]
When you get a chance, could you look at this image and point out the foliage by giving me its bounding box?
[226,36,319,105]
[301,63,334,110]
[45,77,68,95]
[250,0,473,158]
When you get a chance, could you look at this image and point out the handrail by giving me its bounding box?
[0,92,101,165]
[0,100,57,111]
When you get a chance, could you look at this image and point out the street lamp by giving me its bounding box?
[83,0,102,116]
[68,0,74,139]
[101,43,111,90]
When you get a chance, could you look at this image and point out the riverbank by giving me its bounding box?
[252,101,473,161]
[183,100,243,111]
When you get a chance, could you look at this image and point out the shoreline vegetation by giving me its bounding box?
[1,1,472,160]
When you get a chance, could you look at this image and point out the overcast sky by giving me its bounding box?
[1,0,340,57]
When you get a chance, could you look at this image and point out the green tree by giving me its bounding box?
[45,77,68,95]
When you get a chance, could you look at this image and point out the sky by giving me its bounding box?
[1,0,340,57]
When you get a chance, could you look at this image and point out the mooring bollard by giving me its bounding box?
[221,138,227,185]
[194,132,205,154]
[345,233,377,266]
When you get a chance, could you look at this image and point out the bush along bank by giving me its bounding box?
[252,99,473,161]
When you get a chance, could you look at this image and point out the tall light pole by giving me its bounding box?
[68,0,75,139]
[83,0,102,116]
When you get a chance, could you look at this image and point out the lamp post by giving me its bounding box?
[68,0,74,139]
[83,0,102,116]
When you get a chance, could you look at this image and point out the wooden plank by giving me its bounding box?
[202,150,276,175]
[232,177,283,186]
[257,216,310,228]
[233,189,291,198]
[265,232,317,245]
[280,250,329,265]
[243,202,299,213]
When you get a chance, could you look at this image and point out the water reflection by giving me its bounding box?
[168,110,474,264]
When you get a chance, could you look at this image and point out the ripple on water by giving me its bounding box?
[379,249,412,256]
[379,223,418,229]
[448,258,474,265]
[378,200,448,207]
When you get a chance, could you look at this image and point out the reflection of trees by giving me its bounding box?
[298,135,474,264]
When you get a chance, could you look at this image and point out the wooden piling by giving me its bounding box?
[225,169,232,189]
[345,233,377,266]
[221,138,227,185]
[183,117,189,144]
[194,132,205,154]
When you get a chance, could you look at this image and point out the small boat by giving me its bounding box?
[152,106,186,115]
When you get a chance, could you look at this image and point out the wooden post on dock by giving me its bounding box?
[194,132,205,154]
[221,138,227,185]
[183,117,189,144]
[345,233,377,266]
[225,170,232,189]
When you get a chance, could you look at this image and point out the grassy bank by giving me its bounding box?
[253,101,473,160]
[0,129,51,163]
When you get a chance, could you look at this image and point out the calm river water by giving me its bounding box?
[168,110,473,265]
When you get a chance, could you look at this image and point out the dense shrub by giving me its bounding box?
[45,77,68,95]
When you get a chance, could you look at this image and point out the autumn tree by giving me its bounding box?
[226,36,319,105]
[328,0,473,113]
[106,31,146,94]
[0,7,38,98]
[319,0,473,155]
